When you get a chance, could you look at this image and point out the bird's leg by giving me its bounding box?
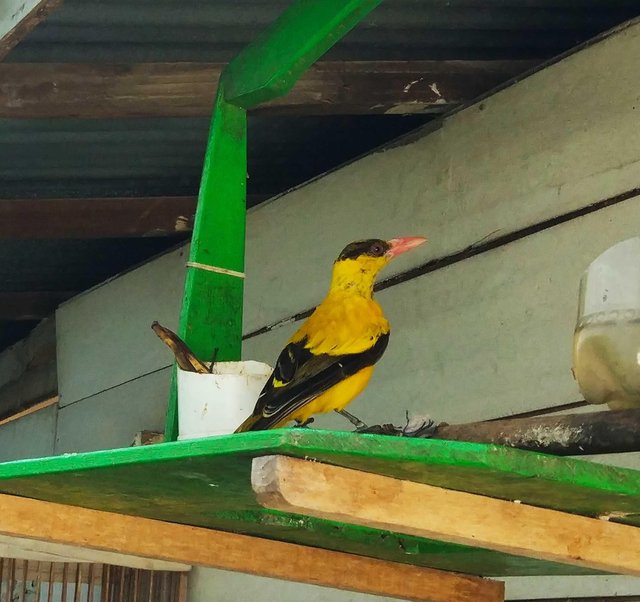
[294,417,315,428]
[335,409,369,431]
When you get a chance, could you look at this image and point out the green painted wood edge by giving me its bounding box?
[3,431,640,501]
[165,86,247,441]
[223,0,384,108]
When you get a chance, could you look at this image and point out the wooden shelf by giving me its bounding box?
[0,431,637,580]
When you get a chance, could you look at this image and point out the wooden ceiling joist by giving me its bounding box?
[0,195,272,239]
[0,60,537,118]
[0,493,503,602]
[0,0,62,62]
[1,196,196,239]
[0,292,75,320]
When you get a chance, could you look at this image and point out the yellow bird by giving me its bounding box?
[236,236,427,432]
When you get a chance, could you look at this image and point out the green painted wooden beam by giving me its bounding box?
[165,87,247,441]
[223,0,384,108]
[165,0,387,440]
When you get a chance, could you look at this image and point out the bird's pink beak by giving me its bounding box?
[385,236,427,258]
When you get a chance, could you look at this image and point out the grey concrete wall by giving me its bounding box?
[0,404,57,462]
[1,16,640,602]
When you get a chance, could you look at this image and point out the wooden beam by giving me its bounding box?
[0,196,271,239]
[0,0,62,62]
[0,396,58,428]
[435,409,640,456]
[252,455,640,576]
[0,292,75,320]
[361,408,640,456]
[0,493,503,602]
[0,61,537,118]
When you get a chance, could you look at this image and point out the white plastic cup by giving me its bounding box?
[177,360,272,440]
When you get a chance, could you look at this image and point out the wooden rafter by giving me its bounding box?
[252,455,640,576]
[0,292,75,320]
[0,60,537,118]
[0,0,62,62]
[0,195,271,239]
[0,493,504,602]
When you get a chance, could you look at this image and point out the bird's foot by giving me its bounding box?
[402,411,437,438]
[335,409,369,431]
[294,417,315,429]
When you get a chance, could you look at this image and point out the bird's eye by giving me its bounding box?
[371,243,384,256]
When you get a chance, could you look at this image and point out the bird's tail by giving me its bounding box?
[234,413,262,433]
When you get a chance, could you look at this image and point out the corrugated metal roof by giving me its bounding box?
[0,115,428,198]
[9,0,639,63]
[2,0,639,350]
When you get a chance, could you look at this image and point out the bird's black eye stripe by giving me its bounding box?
[337,239,388,261]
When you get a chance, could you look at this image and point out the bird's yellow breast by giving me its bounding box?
[293,292,389,356]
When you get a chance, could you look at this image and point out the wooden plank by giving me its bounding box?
[0,0,62,62]
[0,430,639,576]
[0,197,195,239]
[0,493,503,602]
[0,396,57,428]
[0,535,189,572]
[0,196,269,239]
[0,61,535,118]
[252,455,640,576]
[0,292,74,320]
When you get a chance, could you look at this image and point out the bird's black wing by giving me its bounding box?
[245,332,389,431]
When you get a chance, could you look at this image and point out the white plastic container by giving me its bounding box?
[177,360,272,440]
[572,237,640,409]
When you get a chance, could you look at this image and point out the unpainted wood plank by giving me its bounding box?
[0,493,503,602]
[0,196,268,239]
[0,61,535,118]
[252,456,640,576]
[0,396,58,428]
[0,0,62,61]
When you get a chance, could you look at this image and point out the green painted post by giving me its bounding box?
[165,0,385,441]
[164,87,247,441]
[224,0,384,107]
